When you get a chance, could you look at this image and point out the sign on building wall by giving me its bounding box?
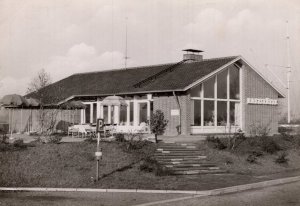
[171,109,180,116]
[247,98,278,105]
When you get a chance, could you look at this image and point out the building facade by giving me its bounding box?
[22,53,284,136]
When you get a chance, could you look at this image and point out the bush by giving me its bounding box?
[13,139,27,149]
[275,152,289,164]
[139,157,173,176]
[260,136,281,154]
[48,135,62,144]
[246,154,258,164]
[206,136,227,150]
[227,130,246,150]
[150,110,168,143]
[115,133,126,142]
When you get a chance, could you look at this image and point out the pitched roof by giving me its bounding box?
[26,56,241,104]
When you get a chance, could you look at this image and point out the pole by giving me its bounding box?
[96,132,100,181]
[286,20,291,124]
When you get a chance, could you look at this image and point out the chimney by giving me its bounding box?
[182,49,203,62]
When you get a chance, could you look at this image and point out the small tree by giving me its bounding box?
[150,110,168,143]
[26,69,52,95]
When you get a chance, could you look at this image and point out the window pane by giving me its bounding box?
[85,104,90,123]
[111,106,114,124]
[217,70,227,99]
[204,77,215,98]
[204,100,215,126]
[130,102,134,125]
[230,67,240,99]
[93,103,97,123]
[217,101,227,126]
[120,105,127,125]
[190,84,202,97]
[230,102,240,126]
[193,100,201,126]
[139,102,147,124]
[103,106,108,123]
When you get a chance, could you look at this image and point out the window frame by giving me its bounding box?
[190,67,241,129]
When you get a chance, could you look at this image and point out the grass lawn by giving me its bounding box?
[1,134,300,191]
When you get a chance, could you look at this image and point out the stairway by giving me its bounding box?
[154,142,227,175]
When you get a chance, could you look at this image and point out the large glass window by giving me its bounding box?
[129,102,134,125]
[217,69,227,99]
[190,67,241,129]
[103,106,108,123]
[193,100,201,126]
[139,102,148,124]
[191,84,202,97]
[204,77,215,98]
[120,105,127,125]
[217,101,227,126]
[85,104,91,123]
[230,66,240,99]
[111,106,114,124]
[230,102,240,126]
[204,100,215,126]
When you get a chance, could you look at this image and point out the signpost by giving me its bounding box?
[95,118,104,181]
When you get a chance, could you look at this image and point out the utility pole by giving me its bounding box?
[286,20,292,124]
[124,17,129,69]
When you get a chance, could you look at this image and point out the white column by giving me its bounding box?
[134,97,139,126]
[100,105,104,119]
[147,101,150,123]
[114,105,119,125]
[96,102,101,119]
[80,109,84,124]
[126,101,130,126]
[108,106,111,124]
[90,103,93,123]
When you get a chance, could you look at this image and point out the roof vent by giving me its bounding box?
[182,49,203,62]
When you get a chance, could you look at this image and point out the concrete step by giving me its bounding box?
[154,154,206,158]
[167,166,220,170]
[156,148,199,152]
[172,169,227,175]
[163,163,217,168]
[155,155,207,160]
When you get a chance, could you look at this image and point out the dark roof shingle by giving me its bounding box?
[27,56,238,104]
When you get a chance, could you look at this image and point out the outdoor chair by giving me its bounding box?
[68,126,79,137]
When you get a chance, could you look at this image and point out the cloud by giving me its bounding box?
[0,76,30,97]
[46,43,131,81]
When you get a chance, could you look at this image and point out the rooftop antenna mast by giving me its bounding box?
[286,20,292,124]
[124,17,129,69]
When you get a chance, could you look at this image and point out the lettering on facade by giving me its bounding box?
[247,98,278,105]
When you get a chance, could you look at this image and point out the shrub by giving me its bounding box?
[260,136,281,154]
[246,154,258,164]
[227,129,246,150]
[48,135,62,144]
[139,157,172,176]
[150,110,168,143]
[206,136,227,150]
[281,133,294,142]
[115,133,126,142]
[13,139,27,149]
[275,152,289,164]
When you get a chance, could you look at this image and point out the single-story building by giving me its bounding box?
[25,50,284,136]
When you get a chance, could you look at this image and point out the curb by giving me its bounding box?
[0,175,299,196]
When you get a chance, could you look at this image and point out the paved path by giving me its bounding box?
[0,191,186,206]
[141,181,300,206]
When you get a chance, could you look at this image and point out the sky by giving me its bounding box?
[0,0,299,118]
